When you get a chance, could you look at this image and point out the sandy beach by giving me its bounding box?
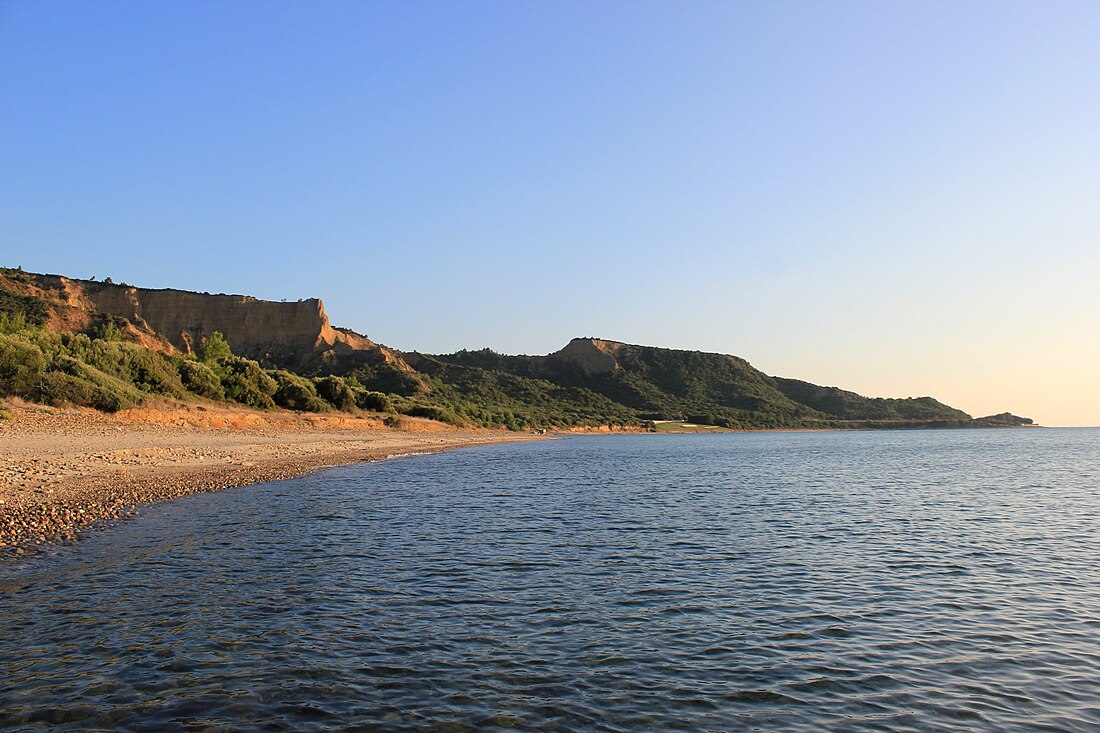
[0,401,539,559]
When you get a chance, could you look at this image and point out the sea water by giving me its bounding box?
[1,429,1098,731]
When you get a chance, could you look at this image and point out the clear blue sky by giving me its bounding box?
[2,1,1098,425]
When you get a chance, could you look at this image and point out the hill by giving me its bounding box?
[419,338,1015,430]
[0,267,1032,431]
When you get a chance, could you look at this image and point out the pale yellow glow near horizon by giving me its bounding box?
[759,335,1100,429]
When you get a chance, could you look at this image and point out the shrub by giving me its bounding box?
[0,311,35,334]
[270,370,327,412]
[314,376,356,411]
[178,359,224,400]
[23,328,63,360]
[83,341,187,397]
[34,357,142,412]
[355,390,394,413]
[219,357,276,408]
[400,404,466,426]
[199,331,232,363]
[92,321,124,342]
[61,332,93,357]
[0,333,46,395]
[347,363,426,396]
[0,290,49,327]
[30,372,95,408]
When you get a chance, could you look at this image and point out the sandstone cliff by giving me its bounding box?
[0,270,413,375]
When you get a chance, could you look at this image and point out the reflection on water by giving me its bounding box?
[2,429,1099,731]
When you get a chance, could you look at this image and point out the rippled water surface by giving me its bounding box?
[2,429,1100,731]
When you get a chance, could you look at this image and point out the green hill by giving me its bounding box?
[426,338,995,430]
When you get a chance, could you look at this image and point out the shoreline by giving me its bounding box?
[0,402,540,561]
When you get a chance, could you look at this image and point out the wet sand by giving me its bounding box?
[0,401,539,559]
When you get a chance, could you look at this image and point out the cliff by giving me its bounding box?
[0,269,412,374]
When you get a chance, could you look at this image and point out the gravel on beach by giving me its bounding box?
[0,402,536,561]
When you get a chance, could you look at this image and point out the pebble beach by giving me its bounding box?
[0,401,537,560]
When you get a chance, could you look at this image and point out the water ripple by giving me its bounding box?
[1,429,1099,731]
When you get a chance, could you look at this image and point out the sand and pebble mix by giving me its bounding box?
[0,402,537,560]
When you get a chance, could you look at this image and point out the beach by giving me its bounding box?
[0,401,537,558]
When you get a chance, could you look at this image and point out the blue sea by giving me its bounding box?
[2,429,1099,731]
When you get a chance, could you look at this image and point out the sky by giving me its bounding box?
[1,1,1098,426]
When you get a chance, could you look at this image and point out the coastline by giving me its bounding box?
[0,402,540,560]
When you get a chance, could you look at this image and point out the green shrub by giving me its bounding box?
[355,390,394,413]
[61,332,93,357]
[0,311,36,335]
[30,371,94,408]
[199,331,232,363]
[34,357,142,412]
[23,328,63,360]
[219,357,276,408]
[270,370,327,412]
[0,333,46,395]
[92,321,124,342]
[314,376,356,411]
[346,363,426,396]
[401,404,466,426]
[178,359,224,400]
[82,341,187,397]
[0,290,48,327]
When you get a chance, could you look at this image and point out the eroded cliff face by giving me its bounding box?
[546,338,623,375]
[1,270,414,374]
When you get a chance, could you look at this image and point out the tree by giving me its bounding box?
[199,331,232,363]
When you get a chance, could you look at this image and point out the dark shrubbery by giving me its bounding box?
[270,370,328,412]
[0,333,46,394]
[314,376,356,411]
[355,390,394,413]
[82,341,188,397]
[0,289,49,327]
[29,372,96,408]
[400,404,467,427]
[35,356,143,412]
[92,321,124,342]
[347,363,425,396]
[218,357,277,408]
[178,360,224,400]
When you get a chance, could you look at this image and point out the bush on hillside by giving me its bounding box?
[92,321,124,342]
[219,356,276,408]
[270,370,327,412]
[23,328,63,360]
[347,363,425,397]
[0,290,49,327]
[0,311,36,335]
[82,340,188,397]
[178,359,224,400]
[34,356,143,412]
[29,372,96,408]
[199,331,232,363]
[400,404,466,427]
[0,333,46,395]
[355,390,394,413]
[314,376,356,411]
